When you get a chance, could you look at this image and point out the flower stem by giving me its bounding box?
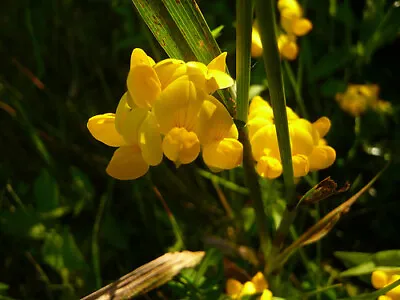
[236,0,252,123]
[236,0,270,260]
[255,0,298,272]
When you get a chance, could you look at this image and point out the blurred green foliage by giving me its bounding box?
[0,0,399,299]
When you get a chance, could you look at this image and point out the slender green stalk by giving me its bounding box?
[255,0,294,192]
[284,61,308,119]
[236,0,252,122]
[236,0,270,260]
[255,0,297,271]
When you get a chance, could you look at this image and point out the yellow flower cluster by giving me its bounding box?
[372,270,400,300]
[226,272,273,300]
[247,96,336,179]
[252,0,312,60]
[87,48,242,180]
[336,84,393,117]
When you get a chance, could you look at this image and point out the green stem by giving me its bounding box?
[239,129,270,259]
[236,0,252,123]
[284,61,308,119]
[236,0,270,261]
[255,0,297,271]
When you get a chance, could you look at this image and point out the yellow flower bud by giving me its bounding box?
[278,34,299,60]
[372,271,389,289]
[251,272,268,292]
[387,274,400,298]
[226,279,243,298]
[240,281,257,296]
[260,289,273,300]
[292,18,313,36]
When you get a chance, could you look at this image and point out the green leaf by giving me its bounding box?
[0,209,46,239]
[33,169,59,213]
[211,25,224,39]
[339,278,400,300]
[374,250,400,267]
[340,261,376,277]
[131,0,194,60]
[160,0,221,64]
[334,251,374,268]
[42,228,87,274]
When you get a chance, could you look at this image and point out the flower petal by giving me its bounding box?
[251,272,268,292]
[130,48,155,69]
[251,124,280,161]
[240,282,257,296]
[247,117,270,140]
[313,117,331,139]
[139,113,163,166]
[153,76,206,133]
[154,58,185,88]
[106,146,149,180]
[162,127,200,165]
[206,70,234,93]
[372,271,389,289]
[289,119,314,156]
[309,146,336,171]
[292,154,309,177]
[202,138,243,170]
[260,289,273,300]
[226,279,243,297]
[207,52,228,72]
[87,113,125,147]
[115,96,148,145]
[127,64,161,108]
[256,156,282,179]
[196,95,237,144]
[292,18,312,36]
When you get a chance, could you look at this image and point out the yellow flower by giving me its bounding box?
[126,48,233,109]
[372,271,400,300]
[87,92,163,180]
[226,272,272,299]
[251,24,263,58]
[88,48,238,178]
[278,0,313,36]
[248,96,335,179]
[335,84,391,117]
[278,34,299,60]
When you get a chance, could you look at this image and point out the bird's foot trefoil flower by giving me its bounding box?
[88,48,240,179]
[226,272,273,300]
[372,270,400,300]
[248,96,336,179]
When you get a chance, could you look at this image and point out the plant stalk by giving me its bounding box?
[255,0,298,272]
[236,0,270,259]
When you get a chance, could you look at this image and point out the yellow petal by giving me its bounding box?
[162,127,200,165]
[154,58,185,88]
[226,279,243,297]
[289,120,314,156]
[256,156,283,179]
[185,61,208,90]
[106,146,149,180]
[251,272,268,292]
[372,271,389,289]
[260,289,273,300]
[249,96,271,115]
[308,146,336,171]
[196,95,238,144]
[292,18,313,36]
[153,76,206,133]
[313,117,331,139]
[115,97,148,145]
[130,48,155,69]
[127,64,161,108]
[139,113,163,166]
[202,138,243,170]
[206,70,234,93]
[87,113,125,147]
[207,52,228,72]
[251,124,280,161]
[292,154,309,177]
[251,26,263,57]
[377,296,392,300]
[247,117,270,140]
[387,274,400,298]
[240,281,257,296]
